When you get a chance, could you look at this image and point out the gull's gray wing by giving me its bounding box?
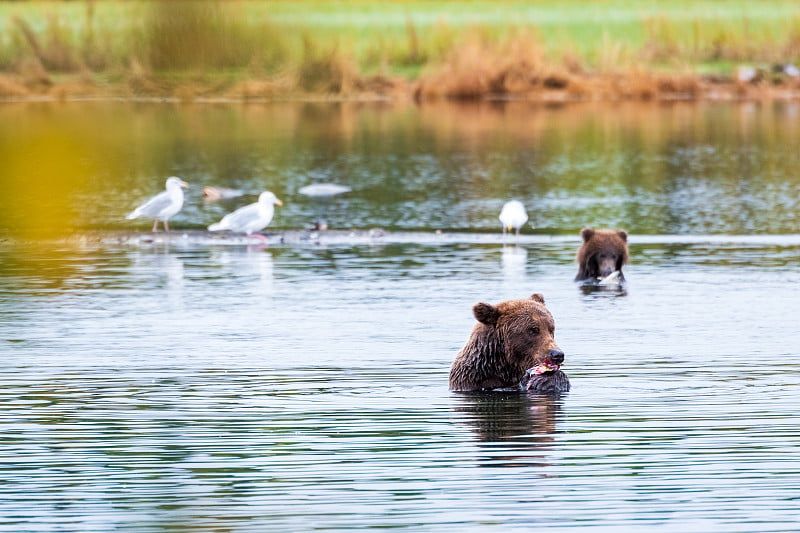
[222,204,262,230]
[129,191,172,219]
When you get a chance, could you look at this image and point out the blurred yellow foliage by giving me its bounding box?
[1,121,94,238]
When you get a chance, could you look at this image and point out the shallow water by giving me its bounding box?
[2,100,800,531]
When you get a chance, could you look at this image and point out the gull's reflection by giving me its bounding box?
[452,391,565,468]
[210,246,274,295]
[130,249,185,308]
[501,244,528,280]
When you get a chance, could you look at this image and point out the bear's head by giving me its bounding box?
[576,227,629,281]
[449,293,565,391]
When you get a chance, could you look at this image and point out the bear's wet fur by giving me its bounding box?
[575,227,629,282]
[449,293,569,393]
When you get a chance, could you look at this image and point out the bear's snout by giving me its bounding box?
[547,349,564,365]
[598,256,617,277]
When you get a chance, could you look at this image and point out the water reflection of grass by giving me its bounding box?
[2,1,800,100]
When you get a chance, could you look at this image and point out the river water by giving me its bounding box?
[1,100,800,532]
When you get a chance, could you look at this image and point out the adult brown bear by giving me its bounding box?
[575,227,629,283]
[449,293,569,393]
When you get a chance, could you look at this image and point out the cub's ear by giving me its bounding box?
[580,227,595,242]
[530,293,545,304]
[473,302,500,326]
[617,230,628,242]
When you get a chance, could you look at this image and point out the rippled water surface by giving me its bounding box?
[2,100,800,531]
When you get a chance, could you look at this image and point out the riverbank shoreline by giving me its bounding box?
[3,1,800,104]
[2,70,800,104]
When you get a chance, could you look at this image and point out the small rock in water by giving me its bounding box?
[299,183,351,198]
[202,186,245,202]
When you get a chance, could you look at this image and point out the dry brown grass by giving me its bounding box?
[4,2,800,103]
[415,33,669,101]
[0,60,795,103]
[416,32,575,99]
[411,29,794,102]
[125,58,170,97]
[13,14,83,73]
[49,78,99,101]
[0,27,797,104]
[16,57,52,92]
[641,14,800,66]
[295,38,359,94]
[0,74,28,98]
[230,79,287,100]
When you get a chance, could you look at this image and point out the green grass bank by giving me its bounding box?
[1,0,800,101]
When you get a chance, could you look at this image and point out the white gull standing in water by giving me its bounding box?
[126,176,189,232]
[499,200,528,236]
[208,191,283,241]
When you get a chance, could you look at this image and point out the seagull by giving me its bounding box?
[499,200,528,236]
[126,176,189,232]
[208,191,283,240]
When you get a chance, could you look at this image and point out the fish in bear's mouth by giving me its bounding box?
[519,362,570,393]
[532,362,561,374]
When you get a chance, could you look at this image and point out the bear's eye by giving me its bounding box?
[528,325,540,335]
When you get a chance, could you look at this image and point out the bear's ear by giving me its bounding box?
[580,227,595,242]
[617,230,628,242]
[473,302,500,326]
[530,293,545,304]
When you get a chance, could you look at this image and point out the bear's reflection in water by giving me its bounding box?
[579,283,628,298]
[452,391,565,468]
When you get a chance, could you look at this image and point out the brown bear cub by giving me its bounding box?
[449,293,570,393]
[575,227,629,283]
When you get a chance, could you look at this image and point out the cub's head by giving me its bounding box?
[579,227,629,278]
